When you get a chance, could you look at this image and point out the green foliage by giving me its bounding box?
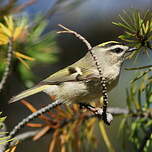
[0,112,6,127]
[17,21,58,87]
[0,15,59,88]
[113,9,152,152]
[113,9,152,58]
[122,75,152,152]
[0,112,14,145]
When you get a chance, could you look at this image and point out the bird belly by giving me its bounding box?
[43,82,99,104]
[43,77,119,105]
[43,85,59,96]
[43,82,89,104]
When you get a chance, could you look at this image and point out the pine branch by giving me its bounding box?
[9,100,63,139]
[138,125,152,152]
[4,100,63,150]
[0,39,13,93]
[6,106,152,149]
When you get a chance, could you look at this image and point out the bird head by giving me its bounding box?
[92,41,136,66]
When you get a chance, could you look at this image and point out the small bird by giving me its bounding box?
[9,41,136,104]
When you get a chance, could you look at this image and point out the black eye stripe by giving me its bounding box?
[112,48,124,53]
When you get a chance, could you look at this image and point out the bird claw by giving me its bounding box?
[95,108,113,125]
[79,103,95,111]
[79,103,113,125]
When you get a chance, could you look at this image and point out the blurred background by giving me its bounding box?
[0,0,152,152]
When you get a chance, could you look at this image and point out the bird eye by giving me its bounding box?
[112,48,124,53]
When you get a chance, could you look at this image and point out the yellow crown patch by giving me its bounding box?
[98,41,119,47]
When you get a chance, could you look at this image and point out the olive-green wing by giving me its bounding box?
[39,54,100,85]
[39,65,99,85]
[40,67,77,85]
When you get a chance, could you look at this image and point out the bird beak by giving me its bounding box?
[126,47,137,53]
[124,47,137,59]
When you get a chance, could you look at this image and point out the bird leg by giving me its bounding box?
[79,103,113,125]
[79,103,97,112]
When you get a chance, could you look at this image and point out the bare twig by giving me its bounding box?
[0,39,13,93]
[0,0,17,12]
[130,68,152,83]
[57,24,92,50]
[107,107,128,115]
[57,24,110,125]
[12,0,37,13]
[125,65,152,70]
[9,130,40,147]
[0,0,38,16]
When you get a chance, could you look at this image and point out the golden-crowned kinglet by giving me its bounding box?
[9,41,136,104]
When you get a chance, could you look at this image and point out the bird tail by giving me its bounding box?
[9,85,50,104]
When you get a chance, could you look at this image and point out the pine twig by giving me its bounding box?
[3,105,151,151]
[125,64,152,70]
[7,107,124,148]
[5,100,63,150]
[57,24,110,125]
[138,125,152,152]
[9,130,40,147]
[0,39,13,93]
[99,121,116,152]
[9,100,63,139]
[7,106,152,149]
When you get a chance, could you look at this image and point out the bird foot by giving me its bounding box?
[79,103,113,125]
